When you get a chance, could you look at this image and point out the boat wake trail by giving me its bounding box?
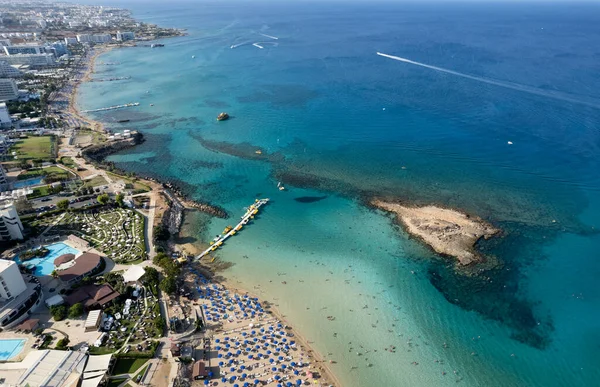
[252,41,278,49]
[376,52,600,109]
[260,33,279,40]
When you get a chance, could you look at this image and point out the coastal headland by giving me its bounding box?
[371,199,500,266]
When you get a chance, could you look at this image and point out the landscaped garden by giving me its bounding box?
[26,207,147,264]
[18,166,73,182]
[10,135,56,161]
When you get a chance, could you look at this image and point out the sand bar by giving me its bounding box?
[372,199,500,265]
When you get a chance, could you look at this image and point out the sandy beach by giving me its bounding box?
[67,45,115,131]
[71,44,342,387]
[185,264,340,387]
[372,199,500,265]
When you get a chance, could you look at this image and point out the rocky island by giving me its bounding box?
[372,199,500,265]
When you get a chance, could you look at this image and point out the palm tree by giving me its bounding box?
[51,269,58,279]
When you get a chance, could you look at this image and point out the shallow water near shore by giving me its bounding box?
[78,1,600,386]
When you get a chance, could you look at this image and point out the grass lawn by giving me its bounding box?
[113,358,148,375]
[133,363,150,381]
[10,136,55,160]
[83,175,107,188]
[18,166,71,181]
[88,346,116,355]
[106,377,128,387]
[60,156,76,168]
[107,171,151,193]
[26,185,51,199]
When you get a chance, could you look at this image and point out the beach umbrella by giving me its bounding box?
[240,365,246,370]
[248,355,253,359]
[231,376,237,381]
[290,362,296,367]
[272,367,277,371]
[244,384,249,387]
[296,380,302,386]
[204,380,209,385]
[282,364,287,370]
[278,356,284,361]
[254,379,260,385]
[242,373,247,378]
[274,375,281,381]
[234,384,239,387]
[286,383,292,387]
[219,362,224,366]
[216,346,221,350]
[294,370,299,375]
[237,350,242,355]
[231,367,236,372]
[278,385,282,387]
[269,359,274,364]
[221,378,227,383]
[218,354,223,358]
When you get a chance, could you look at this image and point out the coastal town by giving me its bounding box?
[0,1,337,387]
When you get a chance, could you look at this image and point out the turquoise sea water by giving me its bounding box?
[15,242,81,276]
[78,2,600,386]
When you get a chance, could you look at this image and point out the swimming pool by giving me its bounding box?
[12,177,44,189]
[15,242,81,276]
[0,339,26,361]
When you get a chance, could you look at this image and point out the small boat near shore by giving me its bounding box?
[217,112,229,121]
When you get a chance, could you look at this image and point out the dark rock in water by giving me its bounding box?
[294,195,328,203]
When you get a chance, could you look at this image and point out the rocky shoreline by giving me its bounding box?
[81,135,229,221]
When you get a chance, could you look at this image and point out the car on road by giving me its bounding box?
[41,198,52,202]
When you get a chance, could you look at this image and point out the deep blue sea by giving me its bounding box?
[77,1,600,386]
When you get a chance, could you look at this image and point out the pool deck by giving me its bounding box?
[0,333,32,362]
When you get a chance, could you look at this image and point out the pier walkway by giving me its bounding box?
[196,198,269,259]
[81,102,139,113]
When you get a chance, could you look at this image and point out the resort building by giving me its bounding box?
[84,309,103,332]
[3,45,48,56]
[116,31,135,41]
[0,60,22,77]
[0,200,24,240]
[0,260,26,300]
[64,37,79,45]
[0,78,19,102]
[192,361,209,380]
[0,260,43,329]
[56,252,104,286]
[78,34,112,44]
[0,350,88,387]
[1,53,57,67]
[0,102,12,129]
[64,283,120,309]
